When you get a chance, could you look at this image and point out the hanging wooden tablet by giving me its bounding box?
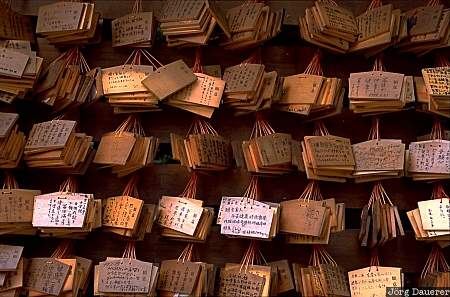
[358,182,405,247]
[282,181,344,245]
[348,249,403,297]
[165,49,225,118]
[141,54,197,100]
[0,255,24,296]
[398,0,450,56]
[102,174,156,240]
[159,0,230,47]
[0,172,40,235]
[352,118,405,182]
[293,246,350,296]
[102,50,161,113]
[95,241,159,296]
[0,41,43,104]
[218,176,280,240]
[23,116,95,174]
[407,183,450,245]
[218,241,272,297]
[222,50,283,115]
[0,2,34,42]
[158,173,214,242]
[171,118,230,171]
[419,244,450,287]
[32,176,101,239]
[407,120,450,181]
[94,115,159,177]
[0,112,25,169]
[220,1,284,50]
[267,260,295,295]
[349,55,414,114]
[34,48,100,112]
[299,0,358,54]
[276,50,344,120]
[302,121,355,182]
[36,1,101,46]
[111,0,155,48]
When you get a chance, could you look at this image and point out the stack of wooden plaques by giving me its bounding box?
[36,1,101,46]
[94,242,159,297]
[406,121,450,181]
[31,177,101,239]
[217,177,280,241]
[111,1,156,48]
[23,119,95,174]
[276,51,344,119]
[359,183,405,247]
[0,244,24,297]
[34,48,101,112]
[419,65,450,118]
[102,176,156,240]
[0,2,34,43]
[407,184,450,246]
[348,58,415,114]
[0,41,43,104]
[222,58,283,115]
[240,116,295,175]
[218,242,273,297]
[171,118,230,171]
[0,112,25,169]
[94,115,159,177]
[158,245,215,297]
[281,181,344,245]
[159,0,231,47]
[164,49,226,118]
[301,122,355,182]
[102,50,160,113]
[158,174,214,242]
[141,58,199,106]
[221,2,284,50]
[419,245,450,287]
[292,246,350,297]
[399,3,450,56]
[348,261,403,297]
[299,1,358,54]
[350,2,406,57]
[0,173,40,236]
[352,118,405,182]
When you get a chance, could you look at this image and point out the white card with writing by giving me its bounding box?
[408,140,450,174]
[32,192,90,228]
[98,259,152,293]
[0,245,23,271]
[348,266,402,297]
[102,65,153,94]
[25,120,76,150]
[352,139,405,171]
[36,2,84,33]
[349,71,404,99]
[157,196,203,236]
[219,197,274,239]
[0,112,18,138]
[418,198,450,231]
[0,48,29,78]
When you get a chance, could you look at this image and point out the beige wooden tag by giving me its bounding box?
[223,64,264,94]
[102,195,143,230]
[102,65,154,95]
[98,259,153,293]
[305,135,355,167]
[0,258,23,292]
[94,132,136,165]
[279,200,326,236]
[157,196,203,236]
[23,258,71,296]
[268,260,294,294]
[159,0,205,22]
[318,264,350,296]
[25,120,76,150]
[352,139,404,171]
[422,67,450,97]
[408,140,450,174]
[348,266,401,297]
[218,269,265,297]
[0,9,34,41]
[0,245,23,271]
[0,113,18,138]
[227,3,264,33]
[281,74,324,104]
[142,59,197,100]
[349,71,404,99]
[406,5,443,36]
[112,12,154,47]
[0,48,29,78]
[254,133,292,166]
[356,4,392,42]
[0,189,40,223]
[158,260,201,294]
[36,2,85,33]
[315,2,358,34]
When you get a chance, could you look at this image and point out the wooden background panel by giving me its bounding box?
[1,0,450,289]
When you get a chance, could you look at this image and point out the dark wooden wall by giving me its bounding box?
[2,0,450,293]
